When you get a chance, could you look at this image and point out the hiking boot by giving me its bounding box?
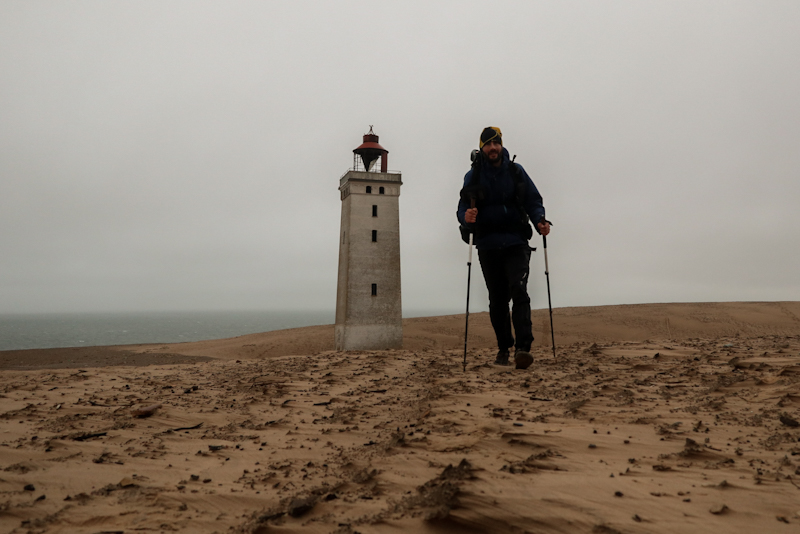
[494,350,511,366]
[514,350,533,370]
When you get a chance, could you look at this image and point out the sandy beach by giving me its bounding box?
[2,301,800,533]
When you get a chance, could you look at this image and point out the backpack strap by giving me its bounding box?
[509,157,533,239]
[458,153,485,243]
[459,152,485,203]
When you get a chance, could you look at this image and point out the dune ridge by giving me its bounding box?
[119,300,800,361]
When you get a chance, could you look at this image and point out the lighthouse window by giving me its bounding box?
[372,230,377,242]
[372,205,377,217]
[379,187,385,194]
[366,186,372,194]
[371,283,377,296]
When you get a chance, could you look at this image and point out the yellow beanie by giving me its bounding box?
[479,127,502,149]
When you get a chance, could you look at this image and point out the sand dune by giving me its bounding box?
[110,300,800,361]
[1,301,800,533]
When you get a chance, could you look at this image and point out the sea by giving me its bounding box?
[0,309,454,352]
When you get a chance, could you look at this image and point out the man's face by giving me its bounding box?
[481,139,502,165]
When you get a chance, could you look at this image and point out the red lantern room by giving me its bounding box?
[353,125,388,173]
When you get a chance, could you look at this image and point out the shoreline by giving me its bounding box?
[4,301,799,370]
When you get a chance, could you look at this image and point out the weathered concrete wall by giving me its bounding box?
[334,324,402,350]
[335,171,403,350]
[335,193,352,327]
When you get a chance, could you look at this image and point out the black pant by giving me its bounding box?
[477,244,533,352]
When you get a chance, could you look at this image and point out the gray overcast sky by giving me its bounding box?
[1,1,799,315]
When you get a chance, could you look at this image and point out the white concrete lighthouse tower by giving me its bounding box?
[335,127,402,351]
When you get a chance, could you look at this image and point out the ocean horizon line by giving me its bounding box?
[0,308,464,352]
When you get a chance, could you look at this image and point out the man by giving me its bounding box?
[457,127,551,369]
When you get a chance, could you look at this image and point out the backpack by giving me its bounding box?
[459,151,533,244]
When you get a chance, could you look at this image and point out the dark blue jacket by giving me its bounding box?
[457,147,545,251]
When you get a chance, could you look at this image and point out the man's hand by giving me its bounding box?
[465,208,478,224]
[537,221,550,236]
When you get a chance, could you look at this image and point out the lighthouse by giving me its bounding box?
[335,127,403,350]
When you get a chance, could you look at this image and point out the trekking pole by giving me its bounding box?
[463,199,476,372]
[541,217,556,359]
